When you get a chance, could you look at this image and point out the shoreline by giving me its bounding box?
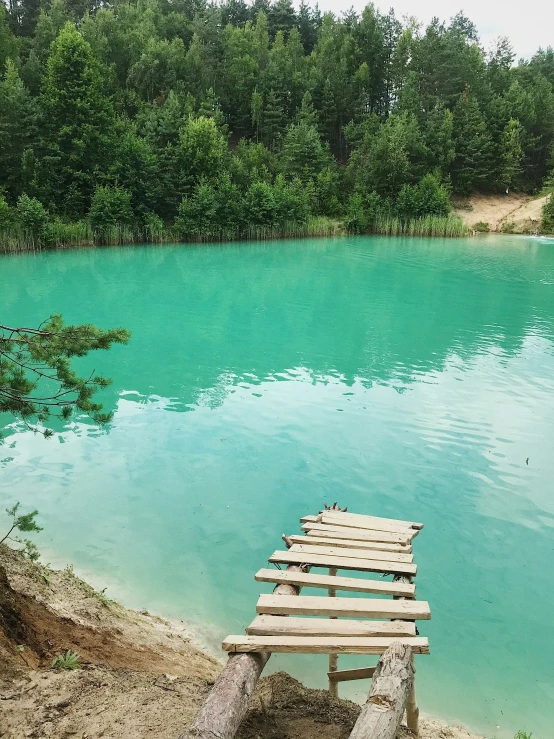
[0,544,486,739]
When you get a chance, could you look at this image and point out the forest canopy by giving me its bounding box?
[0,0,553,243]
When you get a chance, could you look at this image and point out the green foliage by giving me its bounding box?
[1,0,554,244]
[52,650,81,670]
[0,314,130,436]
[473,221,490,233]
[395,174,451,220]
[0,502,42,560]
[0,59,38,201]
[542,194,554,233]
[89,186,134,237]
[514,732,532,739]
[280,122,333,182]
[34,22,115,217]
[15,194,50,246]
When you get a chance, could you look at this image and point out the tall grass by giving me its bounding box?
[373,214,469,238]
[0,213,466,254]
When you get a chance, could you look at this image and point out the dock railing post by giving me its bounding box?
[328,566,338,697]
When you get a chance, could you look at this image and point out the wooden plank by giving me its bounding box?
[328,666,376,683]
[254,569,416,597]
[256,594,430,620]
[300,515,319,524]
[289,542,413,564]
[269,549,417,577]
[322,510,424,531]
[247,615,416,637]
[304,532,411,553]
[321,513,420,538]
[302,523,410,546]
[222,635,430,655]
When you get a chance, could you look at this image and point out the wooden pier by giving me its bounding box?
[180,505,431,739]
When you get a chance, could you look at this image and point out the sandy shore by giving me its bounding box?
[452,192,549,233]
[0,545,483,739]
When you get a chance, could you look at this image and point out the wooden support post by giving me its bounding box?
[328,566,338,697]
[393,574,419,737]
[348,642,414,739]
[178,564,304,739]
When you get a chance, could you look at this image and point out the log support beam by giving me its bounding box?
[348,642,414,739]
[393,573,420,737]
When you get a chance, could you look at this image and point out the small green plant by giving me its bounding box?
[514,732,532,739]
[500,220,516,234]
[51,650,81,670]
[542,193,554,233]
[64,564,113,606]
[0,503,42,560]
[473,221,490,233]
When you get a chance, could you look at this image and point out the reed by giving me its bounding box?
[372,214,469,238]
[0,216,345,253]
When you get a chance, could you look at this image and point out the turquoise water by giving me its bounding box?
[1,236,554,738]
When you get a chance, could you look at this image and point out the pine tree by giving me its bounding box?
[262,88,286,151]
[0,59,38,200]
[281,122,332,182]
[452,90,493,194]
[498,118,524,191]
[35,22,116,216]
[295,90,318,127]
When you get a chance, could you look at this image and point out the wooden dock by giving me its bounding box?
[180,504,431,739]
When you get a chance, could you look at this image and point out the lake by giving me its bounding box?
[1,235,554,738]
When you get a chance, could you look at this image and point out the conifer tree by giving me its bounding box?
[0,59,38,200]
[452,90,493,194]
[34,22,116,217]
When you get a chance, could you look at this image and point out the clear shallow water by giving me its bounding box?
[1,235,554,738]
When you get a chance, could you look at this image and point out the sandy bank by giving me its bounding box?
[452,192,549,233]
[0,546,483,739]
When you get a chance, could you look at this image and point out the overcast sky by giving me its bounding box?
[313,0,553,60]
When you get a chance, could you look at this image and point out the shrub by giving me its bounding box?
[272,176,310,226]
[243,181,276,227]
[89,186,134,233]
[15,195,50,246]
[0,196,14,229]
[344,191,383,234]
[395,173,451,220]
[473,221,490,232]
[174,183,217,238]
[542,193,554,233]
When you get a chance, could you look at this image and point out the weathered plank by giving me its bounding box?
[289,542,413,564]
[254,569,416,597]
[328,666,376,683]
[269,549,417,576]
[247,615,416,637]
[302,523,410,545]
[322,510,424,531]
[349,643,415,739]
[303,532,411,553]
[222,635,430,655]
[256,594,430,620]
[300,515,319,524]
[321,513,420,539]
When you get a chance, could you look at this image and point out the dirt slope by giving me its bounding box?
[0,546,482,739]
[452,193,549,233]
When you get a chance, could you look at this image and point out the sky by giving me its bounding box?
[313,0,553,60]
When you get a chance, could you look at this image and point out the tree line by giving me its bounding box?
[0,0,553,246]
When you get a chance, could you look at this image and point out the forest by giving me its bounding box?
[1,0,554,248]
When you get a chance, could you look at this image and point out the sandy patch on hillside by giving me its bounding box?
[0,546,483,739]
[453,192,549,232]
